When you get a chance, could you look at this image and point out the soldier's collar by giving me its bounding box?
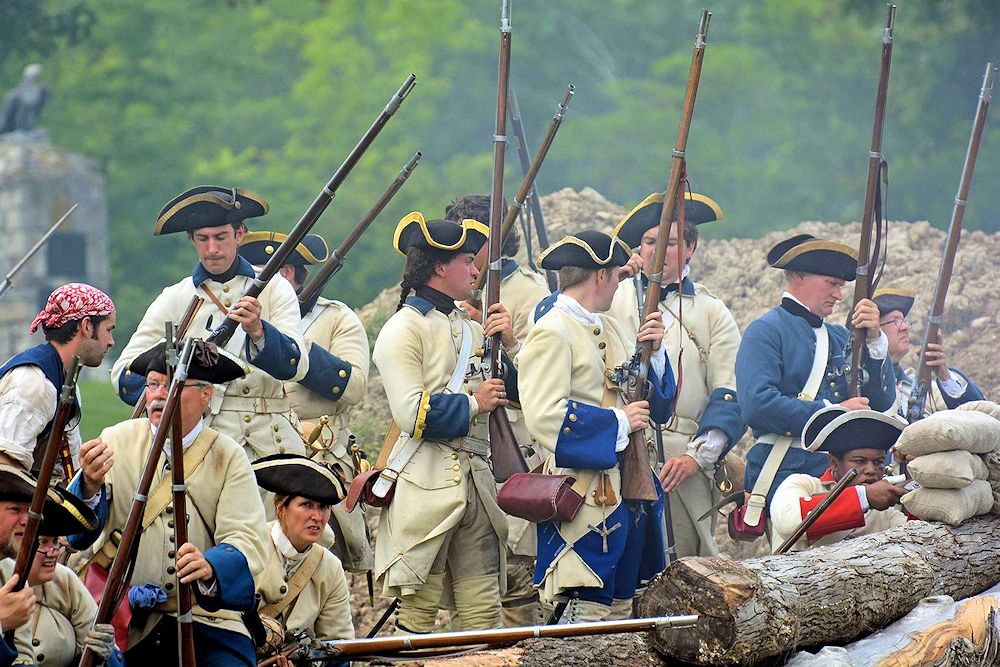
[192,256,256,287]
[500,257,519,281]
[640,272,696,297]
[407,285,457,316]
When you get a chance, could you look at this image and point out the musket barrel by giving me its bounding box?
[0,203,78,302]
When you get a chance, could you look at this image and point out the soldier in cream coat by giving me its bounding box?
[253,454,354,644]
[71,340,268,666]
[111,186,309,466]
[607,193,746,558]
[769,407,908,552]
[446,194,550,626]
[240,231,373,574]
[517,230,675,624]
[372,213,517,633]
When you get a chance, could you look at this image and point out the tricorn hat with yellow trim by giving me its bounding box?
[538,230,631,270]
[252,453,348,506]
[0,465,97,536]
[614,192,723,248]
[872,287,915,319]
[393,212,489,256]
[128,339,248,385]
[240,231,329,268]
[767,234,858,282]
[154,185,269,236]
[802,406,904,456]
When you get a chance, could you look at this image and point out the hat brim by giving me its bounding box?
[155,186,269,236]
[129,340,248,385]
[537,232,632,270]
[806,410,904,456]
[873,289,915,319]
[253,454,348,506]
[0,466,36,503]
[614,192,723,248]
[40,486,98,536]
[393,213,489,256]
[769,238,859,282]
[240,231,329,267]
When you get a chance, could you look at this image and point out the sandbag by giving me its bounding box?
[893,410,1000,458]
[957,400,1000,421]
[982,451,1000,482]
[901,480,993,526]
[907,450,989,489]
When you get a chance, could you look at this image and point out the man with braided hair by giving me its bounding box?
[0,283,116,475]
[371,213,518,633]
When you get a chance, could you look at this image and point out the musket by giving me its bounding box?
[509,87,557,291]
[0,203,78,302]
[80,337,197,667]
[471,84,574,301]
[621,9,711,502]
[907,63,996,422]
[165,325,196,666]
[129,296,204,420]
[296,151,423,314]
[483,0,529,484]
[261,615,699,663]
[10,356,81,595]
[774,468,858,555]
[847,4,896,398]
[205,74,417,348]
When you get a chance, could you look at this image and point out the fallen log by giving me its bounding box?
[638,515,1000,665]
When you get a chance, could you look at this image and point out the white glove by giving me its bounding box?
[84,623,116,662]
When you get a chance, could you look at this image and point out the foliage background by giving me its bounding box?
[2,0,999,345]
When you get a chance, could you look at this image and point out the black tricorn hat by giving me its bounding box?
[872,287,915,319]
[803,406,904,456]
[240,231,329,268]
[537,230,631,271]
[613,192,723,248]
[393,212,489,256]
[128,339,248,385]
[767,234,859,282]
[154,185,269,236]
[0,466,97,536]
[0,465,36,503]
[252,454,348,506]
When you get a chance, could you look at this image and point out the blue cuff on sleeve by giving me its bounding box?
[116,368,145,406]
[199,542,255,612]
[245,319,302,381]
[647,362,676,425]
[698,388,746,456]
[299,344,352,401]
[554,402,619,470]
[423,394,471,440]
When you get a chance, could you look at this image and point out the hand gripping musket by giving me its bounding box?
[509,87,558,291]
[847,4,896,398]
[129,296,204,420]
[471,84,574,302]
[0,203,78,302]
[774,468,858,554]
[296,151,423,314]
[205,74,417,348]
[80,337,197,667]
[9,356,81,602]
[482,0,529,483]
[620,9,711,502]
[165,325,196,666]
[258,615,698,664]
[907,63,996,423]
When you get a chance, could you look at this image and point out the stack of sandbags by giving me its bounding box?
[964,402,1000,512]
[894,407,1000,525]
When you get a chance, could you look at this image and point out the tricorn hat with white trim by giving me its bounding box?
[803,406,904,456]
[252,454,348,506]
[767,234,858,282]
[538,230,631,271]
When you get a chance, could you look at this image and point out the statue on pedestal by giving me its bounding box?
[1,64,49,140]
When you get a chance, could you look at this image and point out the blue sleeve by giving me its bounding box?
[532,292,559,323]
[647,357,676,425]
[107,648,126,667]
[861,351,896,411]
[116,368,146,406]
[198,542,255,612]
[422,394,471,440]
[554,401,619,470]
[501,351,519,404]
[298,344,352,401]
[939,368,985,409]
[0,636,15,667]
[66,475,108,551]
[736,320,827,437]
[697,388,747,457]
[245,319,303,381]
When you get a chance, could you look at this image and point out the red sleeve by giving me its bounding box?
[801,487,867,541]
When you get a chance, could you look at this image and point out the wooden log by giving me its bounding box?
[638,515,1000,665]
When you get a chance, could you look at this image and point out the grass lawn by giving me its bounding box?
[79,379,132,440]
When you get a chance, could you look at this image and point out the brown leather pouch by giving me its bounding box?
[496,472,585,523]
[345,469,395,512]
[727,504,767,541]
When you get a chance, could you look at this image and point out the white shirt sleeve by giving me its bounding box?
[0,366,57,470]
[865,331,889,360]
[855,484,870,512]
[611,407,630,452]
[938,374,967,398]
[649,344,667,382]
[685,428,728,469]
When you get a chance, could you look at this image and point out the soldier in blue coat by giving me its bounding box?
[737,234,896,532]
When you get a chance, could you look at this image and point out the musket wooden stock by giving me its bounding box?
[509,87,558,291]
[79,340,196,667]
[129,296,204,420]
[297,151,422,310]
[774,468,858,554]
[907,63,995,422]
[206,74,417,348]
[472,84,574,298]
[10,356,81,592]
[621,10,711,502]
[847,4,896,398]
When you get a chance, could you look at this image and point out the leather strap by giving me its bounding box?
[200,284,230,316]
[260,546,324,619]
